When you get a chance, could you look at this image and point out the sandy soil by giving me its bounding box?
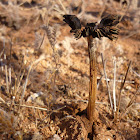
[0,0,139,140]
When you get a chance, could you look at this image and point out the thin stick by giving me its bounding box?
[98,0,108,19]
[120,61,131,92]
[114,61,131,122]
[113,59,117,113]
[101,53,113,110]
[87,36,97,122]
[9,103,48,111]
[98,77,134,83]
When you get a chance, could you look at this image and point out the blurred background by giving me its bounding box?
[0,0,140,139]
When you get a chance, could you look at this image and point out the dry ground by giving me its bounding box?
[0,0,140,140]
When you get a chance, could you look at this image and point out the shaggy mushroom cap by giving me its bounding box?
[63,14,120,40]
[63,15,81,31]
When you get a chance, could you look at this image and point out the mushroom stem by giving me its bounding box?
[87,36,97,123]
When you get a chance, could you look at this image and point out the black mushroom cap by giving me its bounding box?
[99,15,120,27]
[63,14,120,40]
[63,15,81,31]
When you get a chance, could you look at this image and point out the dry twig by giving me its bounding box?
[101,53,113,111]
[114,61,131,122]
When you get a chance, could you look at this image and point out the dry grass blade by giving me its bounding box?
[9,103,48,111]
[4,54,9,94]
[58,0,67,14]
[120,61,131,91]
[100,77,134,83]
[122,30,140,40]
[8,66,11,86]
[113,59,117,113]
[19,54,46,111]
[0,97,5,103]
[0,47,4,58]
[2,39,9,93]
[15,69,25,96]
[9,40,12,85]
[101,53,113,111]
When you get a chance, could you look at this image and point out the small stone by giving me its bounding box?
[125,86,132,90]
[97,55,102,63]
[120,96,131,112]
[32,132,43,140]
[51,134,61,140]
